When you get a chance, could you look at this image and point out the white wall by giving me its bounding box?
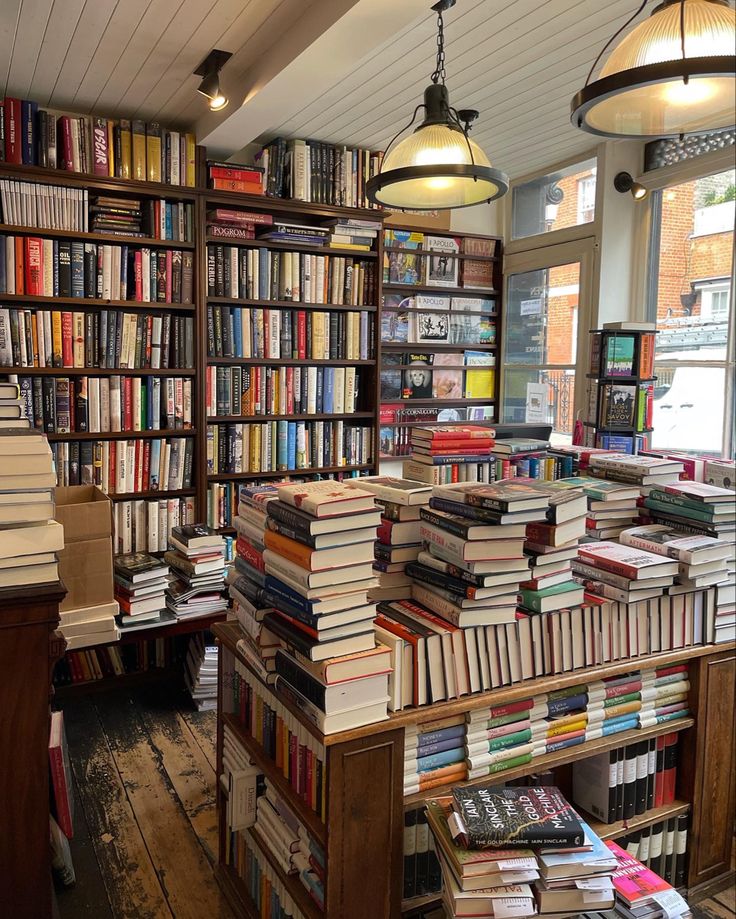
[450,200,502,237]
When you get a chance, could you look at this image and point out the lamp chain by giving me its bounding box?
[431,7,446,85]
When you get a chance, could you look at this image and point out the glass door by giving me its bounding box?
[501,239,595,445]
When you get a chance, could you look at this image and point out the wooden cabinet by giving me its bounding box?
[0,583,65,919]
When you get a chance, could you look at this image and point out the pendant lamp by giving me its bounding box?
[365,0,508,211]
[571,0,736,139]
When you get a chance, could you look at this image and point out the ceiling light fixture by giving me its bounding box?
[571,0,736,139]
[365,0,508,211]
[614,171,650,200]
[194,49,232,112]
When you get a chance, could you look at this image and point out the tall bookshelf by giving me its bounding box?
[213,621,735,918]
[379,227,503,462]
[198,191,384,531]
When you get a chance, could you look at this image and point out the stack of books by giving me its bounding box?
[587,453,685,492]
[612,814,690,890]
[572,541,678,605]
[261,481,393,733]
[519,480,588,614]
[465,697,548,779]
[404,717,468,796]
[403,425,497,486]
[349,476,432,601]
[165,525,228,620]
[256,221,330,247]
[0,424,63,589]
[555,476,641,541]
[491,437,553,480]
[184,633,218,710]
[206,207,271,241]
[114,552,171,633]
[640,480,736,543]
[637,664,690,729]
[89,196,143,236]
[605,839,692,918]
[714,571,735,643]
[322,217,380,251]
[206,160,264,195]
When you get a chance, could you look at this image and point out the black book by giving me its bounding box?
[663,817,676,883]
[649,821,664,875]
[607,749,618,824]
[68,441,80,485]
[614,748,623,823]
[415,807,429,896]
[675,813,688,887]
[646,737,656,812]
[635,740,648,816]
[58,242,72,297]
[403,808,417,901]
[41,377,56,433]
[622,745,637,820]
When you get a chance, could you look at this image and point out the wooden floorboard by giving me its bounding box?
[92,692,233,919]
[178,704,218,773]
[59,696,172,919]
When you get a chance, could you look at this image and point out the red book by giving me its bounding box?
[663,733,678,804]
[237,536,264,572]
[165,250,173,302]
[297,311,307,359]
[209,165,263,181]
[488,697,535,718]
[285,366,294,413]
[133,440,141,491]
[92,116,109,175]
[61,312,73,366]
[207,208,272,226]
[14,237,24,294]
[123,377,133,430]
[57,116,74,171]
[3,98,21,164]
[134,251,143,301]
[656,664,687,678]
[48,711,74,838]
[141,441,150,490]
[421,426,496,442]
[24,237,43,295]
[210,177,263,194]
[108,444,116,493]
[208,224,256,239]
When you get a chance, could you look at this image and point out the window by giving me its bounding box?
[511,158,597,240]
[646,168,735,457]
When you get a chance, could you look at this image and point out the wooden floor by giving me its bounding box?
[54,685,735,919]
[55,684,234,919]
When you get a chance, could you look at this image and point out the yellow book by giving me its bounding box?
[106,120,115,176]
[119,119,132,180]
[311,312,325,360]
[547,717,587,738]
[72,312,84,368]
[184,133,196,187]
[605,700,642,719]
[51,311,63,367]
[464,355,495,399]
[146,123,162,183]
[131,120,146,182]
[330,242,371,251]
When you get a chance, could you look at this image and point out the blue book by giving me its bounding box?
[149,440,162,488]
[547,692,588,716]
[412,735,464,758]
[545,735,585,754]
[415,746,465,773]
[120,245,128,294]
[601,717,639,736]
[415,724,466,749]
[233,308,243,357]
[258,253,269,299]
[165,204,172,240]
[71,242,85,298]
[655,709,689,724]
[537,820,615,872]
[21,101,37,165]
[323,367,334,414]
[287,423,296,470]
[265,576,315,615]
[277,420,288,470]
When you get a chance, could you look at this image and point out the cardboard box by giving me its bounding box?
[54,486,114,612]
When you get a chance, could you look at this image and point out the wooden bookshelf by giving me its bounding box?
[0,293,195,311]
[46,428,196,441]
[0,222,195,249]
[379,228,502,464]
[214,620,736,918]
[207,295,377,313]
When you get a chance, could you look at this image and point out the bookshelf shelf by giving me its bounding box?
[382,305,498,318]
[204,187,387,222]
[583,800,691,843]
[117,611,226,644]
[248,825,323,919]
[403,719,696,808]
[401,893,442,915]
[381,343,496,353]
[383,282,499,297]
[207,296,377,313]
[46,428,196,441]
[222,713,327,846]
[384,396,495,407]
[53,665,181,698]
[0,222,195,249]
[205,234,378,259]
[207,464,373,481]
[207,357,374,367]
[207,412,373,423]
[107,487,196,501]
[6,366,196,376]
[0,161,199,199]
[0,293,195,311]
[382,417,495,428]
[384,246,500,262]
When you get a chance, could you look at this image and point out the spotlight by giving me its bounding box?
[614,171,649,200]
[194,49,232,112]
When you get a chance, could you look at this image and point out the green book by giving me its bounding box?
[644,497,722,524]
[519,581,585,614]
[487,752,533,774]
[487,728,532,751]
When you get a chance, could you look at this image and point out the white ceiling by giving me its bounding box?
[0,0,683,179]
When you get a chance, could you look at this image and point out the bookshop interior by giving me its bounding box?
[1,1,736,918]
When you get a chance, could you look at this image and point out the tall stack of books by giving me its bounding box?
[714,570,735,643]
[0,424,63,589]
[403,425,497,486]
[256,221,330,248]
[557,476,642,542]
[113,552,171,633]
[639,480,736,544]
[637,664,690,729]
[587,453,685,494]
[322,217,381,251]
[185,633,218,710]
[572,541,678,605]
[465,697,548,779]
[206,207,272,240]
[404,717,468,796]
[491,437,553,481]
[206,160,264,195]
[605,839,692,919]
[347,476,432,601]
[260,481,393,733]
[519,480,588,615]
[165,525,228,620]
[89,196,143,236]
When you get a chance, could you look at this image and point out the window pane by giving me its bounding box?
[652,168,734,363]
[504,263,581,366]
[652,365,725,455]
[502,368,575,445]
[512,158,597,240]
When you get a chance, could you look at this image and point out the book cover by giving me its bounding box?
[603,334,636,376]
[449,786,585,849]
[464,350,495,399]
[49,711,74,838]
[402,353,434,400]
[599,383,637,427]
[432,352,463,400]
[425,235,459,287]
[381,295,411,343]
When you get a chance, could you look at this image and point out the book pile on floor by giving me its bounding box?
[165,525,228,620]
[404,717,468,796]
[49,711,75,887]
[185,633,218,710]
[350,476,432,601]
[403,424,497,485]
[558,476,641,542]
[427,786,619,918]
[601,839,692,918]
[114,552,172,633]
[260,481,393,733]
[609,814,689,891]
[0,423,63,590]
[572,540,678,605]
[322,216,381,251]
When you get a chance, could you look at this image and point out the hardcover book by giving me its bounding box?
[432,353,464,400]
[449,786,585,849]
[425,235,460,287]
[276,480,377,518]
[599,383,637,427]
[603,334,636,376]
[402,352,434,400]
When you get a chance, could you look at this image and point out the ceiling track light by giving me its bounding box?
[365,0,508,211]
[614,171,650,200]
[194,49,232,112]
[571,0,736,139]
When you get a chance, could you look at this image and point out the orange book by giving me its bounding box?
[14,237,24,294]
[418,767,467,791]
[210,177,263,194]
[263,528,313,569]
[415,761,467,781]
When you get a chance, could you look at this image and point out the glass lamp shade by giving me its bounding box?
[366,122,508,210]
[571,0,736,138]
